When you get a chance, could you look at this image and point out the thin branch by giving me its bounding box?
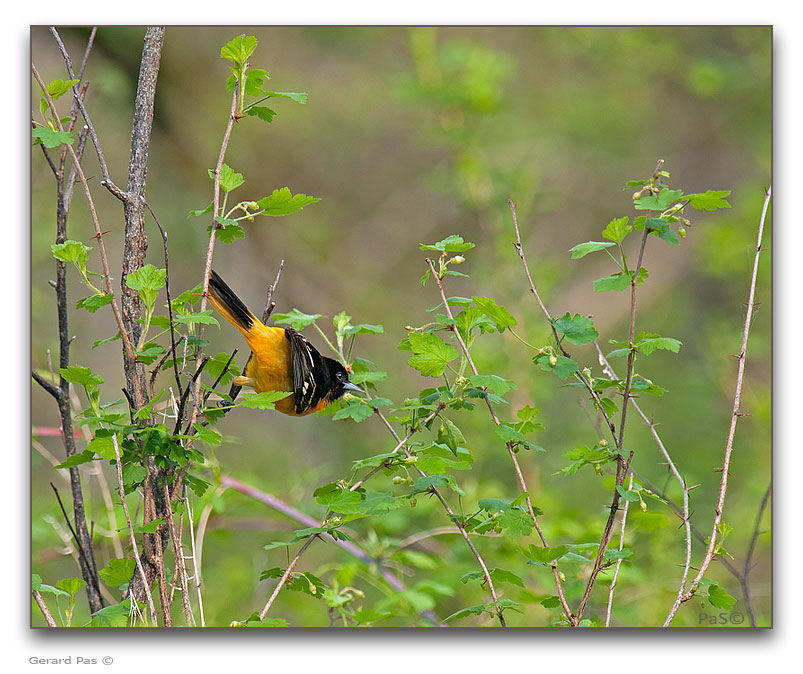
[605,473,633,626]
[424,256,572,621]
[162,482,195,626]
[32,590,58,627]
[593,340,693,626]
[111,435,158,625]
[669,185,771,619]
[31,63,141,392]
[48,484,103,603]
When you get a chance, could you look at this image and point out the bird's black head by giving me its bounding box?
[324,358,364,402]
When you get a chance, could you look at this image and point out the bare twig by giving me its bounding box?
[605,473,633,626]
[667,185,771,621]
[33,590,58,627]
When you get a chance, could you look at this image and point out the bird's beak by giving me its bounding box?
[343,381,365,394]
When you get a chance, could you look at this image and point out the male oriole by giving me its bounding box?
[207,270,363,416]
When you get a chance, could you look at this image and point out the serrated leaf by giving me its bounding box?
[569,240,617,259]
[256,187,321,216]
[76,293,114,314]
[271,308,324,330]
[246,106,277,123]
[60,365,103,389]
[635,334,682,355]
[406,332,459,378]
[220,34,258,66]
[602,216,632,243]
[420,234,475,253]
[471,296,517,332]
[98,558,136,588]
[239,391,289,409]
[634,188,684,211]
[685,190,732,211]
[552,313,599,345]
[32,127,74,148]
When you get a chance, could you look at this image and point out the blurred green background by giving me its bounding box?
[31,26,771,627]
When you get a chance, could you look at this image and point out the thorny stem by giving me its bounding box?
[666,185,771,622]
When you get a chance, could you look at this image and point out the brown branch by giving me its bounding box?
[669,187,771,617]
[33,589,58,627]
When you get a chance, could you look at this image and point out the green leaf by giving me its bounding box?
[467,374,516,395]
[498,508,534,538]
[262,90,308,104]
[271,308,324,330]
[634,188,684,211]
[331,399,373,423]
[313,483,363,514]
[256,187,321,216]
[76,293,114,314]
[685,190,732,211]
[45,77,79,101]
[534,354,578,380]
[707,584,737,609]
[601,216,632,243]
[188,202,214,218]
[32,126,74,148]
[342,323,385,336]
[413,474,464,495]
[239,391,289,409]
[495,424,544,452]
[91,601,136,627]
[242,68,270,96]
[98,558,136,588]
[435,418,465,454]
[616,485,640,502]
[593,273,632,292]
[569,240,617,259]
[211,164,245,193]
[351,609,392,625]
[56,577,86,596]
[193,423,222,446]
[214,219,246,244]
[477,497,512,513]
[552,313,599,345]
[523,544,570,564]
[53,449,98,469]
[635,333,682,355]
[246,106,277,123]
[60,365,103,389]
[420,234,475,253]
[471,296,517,332]
[220,34,258,66]
[359,490,403,515]
[406,332,459,378]
[51,240,90,266]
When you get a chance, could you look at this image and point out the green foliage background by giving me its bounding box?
[30,26,771,627]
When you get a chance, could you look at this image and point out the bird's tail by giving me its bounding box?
[207,270,259,336]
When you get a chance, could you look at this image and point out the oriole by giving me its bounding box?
[207,270,363,416]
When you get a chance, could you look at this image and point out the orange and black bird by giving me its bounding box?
[207,270,363,416]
